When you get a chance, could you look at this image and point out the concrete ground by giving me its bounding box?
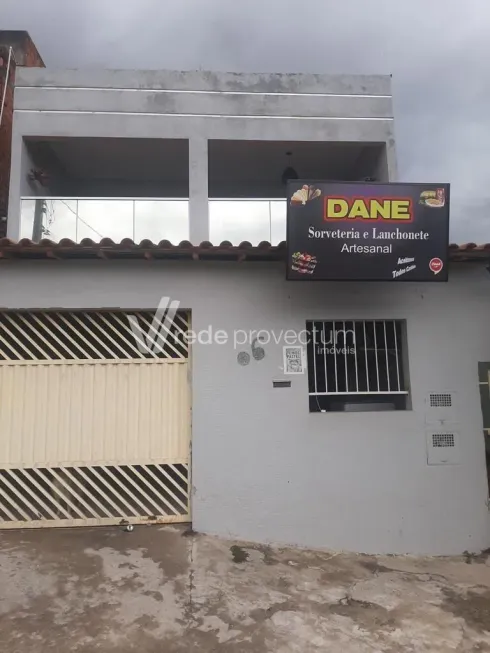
[1,526,490,652]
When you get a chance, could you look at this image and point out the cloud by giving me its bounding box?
[3,0,490,240]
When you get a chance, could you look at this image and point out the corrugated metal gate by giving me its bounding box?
[0,310,191,528]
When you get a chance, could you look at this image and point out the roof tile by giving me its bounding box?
[0,238,486,262]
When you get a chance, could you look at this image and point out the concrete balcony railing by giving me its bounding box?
[20,197,287,245]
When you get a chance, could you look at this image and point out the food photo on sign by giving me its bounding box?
[286,181,450,282]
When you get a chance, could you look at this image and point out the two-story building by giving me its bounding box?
[0,67,489,555]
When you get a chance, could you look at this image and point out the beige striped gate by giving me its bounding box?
[0,310,191,528]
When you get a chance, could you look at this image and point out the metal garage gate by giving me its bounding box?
[0,310,191,528]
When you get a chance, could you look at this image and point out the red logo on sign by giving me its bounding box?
[429,258,443,275]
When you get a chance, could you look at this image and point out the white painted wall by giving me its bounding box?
[0,259,488,554]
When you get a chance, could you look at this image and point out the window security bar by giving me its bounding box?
[307,320,407,396]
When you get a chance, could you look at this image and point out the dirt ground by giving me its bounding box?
[1,525,490,652]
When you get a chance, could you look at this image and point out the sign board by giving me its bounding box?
[286,181,450,281]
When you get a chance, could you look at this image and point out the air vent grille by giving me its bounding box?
[432,433,455,448]
[430,393,452,408]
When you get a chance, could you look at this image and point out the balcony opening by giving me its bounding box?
[20,137,189,244]
[208,140,388,245]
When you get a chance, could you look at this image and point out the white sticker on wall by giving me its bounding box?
[283,346,306,375]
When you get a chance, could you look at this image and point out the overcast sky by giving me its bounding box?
[3,0,490,242]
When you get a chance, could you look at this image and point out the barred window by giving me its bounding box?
[306,320,409,412]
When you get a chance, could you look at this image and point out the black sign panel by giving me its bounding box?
[286,181,450,281]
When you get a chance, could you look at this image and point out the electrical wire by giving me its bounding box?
[59,199,104,239]
[0,47,13,129]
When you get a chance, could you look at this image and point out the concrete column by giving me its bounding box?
[6,131,22,239]
[386,137,398,182]
[188,137,209,244]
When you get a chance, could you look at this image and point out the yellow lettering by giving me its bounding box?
[326,198,349,219]
[349,199,370,219]
[370,200,390,219]
[391,200,411,220]
[325,197,412,221]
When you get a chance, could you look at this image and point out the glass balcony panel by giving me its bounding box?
[270,200,287,244]
[209,199,287,245]
[20,199,77,241]
[209,200,272,245]
[20,198,283,245]
[134,200,189,243]
[76,200,133,242]
[21,198,190,244]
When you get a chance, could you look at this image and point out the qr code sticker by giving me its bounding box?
[283,346,305,375]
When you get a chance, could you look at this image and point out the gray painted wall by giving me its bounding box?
[19,140,41,197]
[62,180,189,198]
[14,87,393,119]
[14,69,393,94]
[0,260,488,555]
[8,70,396,242]
[353,144,389,182]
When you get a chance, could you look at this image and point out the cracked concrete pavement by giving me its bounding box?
[1,525,490,651]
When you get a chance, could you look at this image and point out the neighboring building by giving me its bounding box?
[1,67,490,556]
[0,31,44,236]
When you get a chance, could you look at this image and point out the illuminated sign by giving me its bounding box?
[287,182,450,281]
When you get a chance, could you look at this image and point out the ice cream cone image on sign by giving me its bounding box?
[291,185,309,205]
[290,185,321,206]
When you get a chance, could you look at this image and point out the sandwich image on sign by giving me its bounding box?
[419,188,445,208]
[290,185,322,206]
[291,252,317,275]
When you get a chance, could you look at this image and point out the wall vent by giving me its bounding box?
[426,430,460,465]
[432,433,455,448]
[429,393,452,408]
[425,391,457,424]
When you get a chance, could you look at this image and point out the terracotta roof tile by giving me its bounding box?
[0,238,487,262]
